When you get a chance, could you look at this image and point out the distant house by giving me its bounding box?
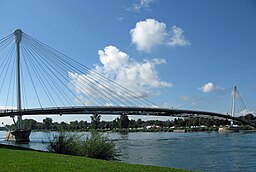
[145,125,161,129]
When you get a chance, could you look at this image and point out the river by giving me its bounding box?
[0,131,256,171]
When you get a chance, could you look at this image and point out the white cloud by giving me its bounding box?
[129,0,157,12]
[199,82,216,93]
[130,19,166,52]
[69,45,172,103]
[97,46,172,93]
[168,26,191,47]
[130,19,190,52]
[98,45,129,72]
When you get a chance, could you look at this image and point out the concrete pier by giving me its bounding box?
[6,129,31,142]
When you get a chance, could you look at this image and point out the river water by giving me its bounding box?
[0,131,256,171]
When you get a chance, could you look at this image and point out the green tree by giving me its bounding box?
[70,120,79,130]
[78,120,88,130]
[90,114,101,129]
[22,119,37,130]
[192,118,199,126]
[129,119,137,128]
[243,114,254,121]
[137,119,143,127]
[43,117,53,130]
[52,122,59,131]
[59,121,68,130]
[110,119,119,129]
[119,114,130,129]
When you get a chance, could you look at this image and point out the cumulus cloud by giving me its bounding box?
[129,0,157,12]
[98,45,129,72]
[69,45,172,101]
[168,26,191,47]
[199,82,216,93]
[130,19,166,52]
[97,46,172,93]
[130,19,190,52]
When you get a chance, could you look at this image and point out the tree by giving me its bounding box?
[243,114,254,121]
[70,120,79,130]
[137,119,143,127]
[90,114,101,129]
[119,114,130,129]
[52,122,59,131]
[61,121,68,130]
[78,120,88,130]
[22,119,37,130]
[110,119,119,129]
[43,117,53,130]
[192,118,199,126]
[174,118,184,127]
[129,119,137,128]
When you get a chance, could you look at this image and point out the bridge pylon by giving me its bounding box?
[6,29,31,142]
[218,85,240,133]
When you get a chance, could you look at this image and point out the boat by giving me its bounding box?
[218,125,240,133]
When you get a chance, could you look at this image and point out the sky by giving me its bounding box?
[0,0,256,125]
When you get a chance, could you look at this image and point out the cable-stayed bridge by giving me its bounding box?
[0,29,254,141]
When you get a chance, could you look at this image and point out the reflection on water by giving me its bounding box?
[1,131,256,172]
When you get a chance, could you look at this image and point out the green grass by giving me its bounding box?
[0,145,191,172]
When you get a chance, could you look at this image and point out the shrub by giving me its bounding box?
[47,131,118,160]
[47,133,80,155]
[81,131,118,160]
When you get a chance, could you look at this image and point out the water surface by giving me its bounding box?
[1,131,256,171]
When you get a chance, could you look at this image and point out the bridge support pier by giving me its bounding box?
[6,129,31,142]
[5,116,31,142]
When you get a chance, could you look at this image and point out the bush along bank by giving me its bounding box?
[47,131,118,160]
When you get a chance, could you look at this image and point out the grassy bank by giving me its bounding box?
[0,145,190,172]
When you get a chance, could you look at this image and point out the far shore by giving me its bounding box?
[1,126,255,133]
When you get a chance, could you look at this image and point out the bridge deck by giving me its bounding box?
[0,106,254,127]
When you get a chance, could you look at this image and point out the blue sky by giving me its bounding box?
[0,0,256,124]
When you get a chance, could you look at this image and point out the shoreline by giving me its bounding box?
[2,126,255,133]
[0,143,190,172]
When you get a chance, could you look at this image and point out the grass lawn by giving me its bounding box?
[0,145,191,172]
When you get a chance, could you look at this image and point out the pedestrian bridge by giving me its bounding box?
[0,29,254,129]
[0,106,255,127]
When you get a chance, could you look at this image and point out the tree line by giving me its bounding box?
[5,113,255,131]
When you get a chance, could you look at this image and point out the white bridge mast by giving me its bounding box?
[230,85,237,126]
[14,29,23,130]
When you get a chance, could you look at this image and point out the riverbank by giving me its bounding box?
[0,144,190,172]
[29,126,256,133]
